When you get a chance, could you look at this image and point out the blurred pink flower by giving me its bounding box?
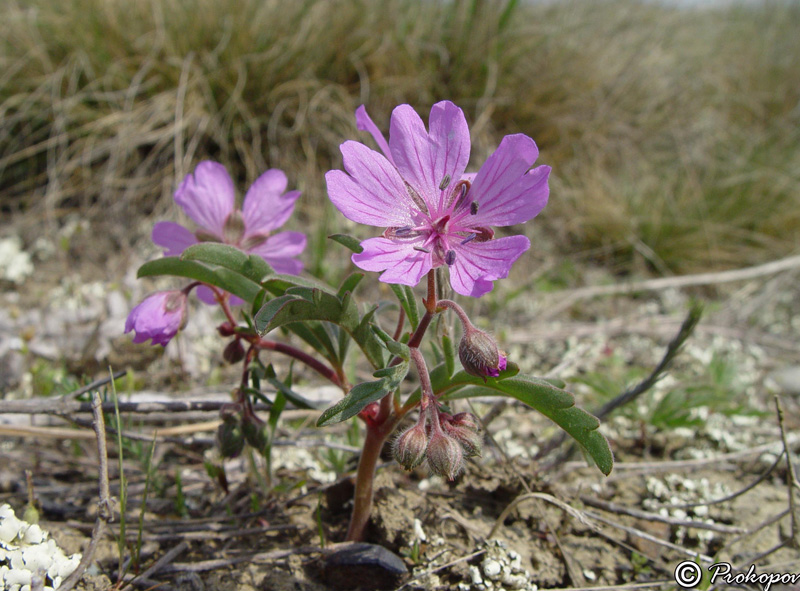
[326,102,550,297]
[125,290,188,346]
[152,161,306,303]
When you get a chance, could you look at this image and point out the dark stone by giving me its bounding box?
[323,543,409,590]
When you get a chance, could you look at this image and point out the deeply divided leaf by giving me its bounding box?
[317,361,409,426]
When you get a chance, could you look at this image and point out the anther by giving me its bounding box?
[460,233,477,245]
[445,250,457,266]
[439,175,451,190]
[413,246,431,253]
[470,201,479,215]
[395,226,413,236]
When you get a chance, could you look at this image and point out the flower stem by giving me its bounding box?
[252,338,344,390]
[436,299,472,330]
[345,417,398,541]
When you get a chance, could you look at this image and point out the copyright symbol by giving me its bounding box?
[674,560,703,588]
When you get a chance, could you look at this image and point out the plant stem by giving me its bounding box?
[252,337,343,389]
[345,417,397,541]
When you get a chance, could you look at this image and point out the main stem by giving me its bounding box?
[345,270,438,542]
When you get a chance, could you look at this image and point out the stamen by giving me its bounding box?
[439,175,451,190]
[395,226,413,236]
[445,250,456,266]
[413,246,431,253]
[470,200,479,215]
[452,180,470,210]
[406,183,429,215]
[460,233,477,245]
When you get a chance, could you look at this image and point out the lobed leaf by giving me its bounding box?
[316,361,409,426]
[137,257,262,303]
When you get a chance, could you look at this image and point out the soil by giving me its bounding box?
[1,228,799,590]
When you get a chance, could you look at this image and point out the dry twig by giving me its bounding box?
[58,391,115,591]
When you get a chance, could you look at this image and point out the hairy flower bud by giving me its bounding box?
[216,419,245,458]
[442,417,483,458]
[458,327,507,379]
[426,431,464,481]
[223,339,246,364]
[393,424,428,471]
[241,415,270,454]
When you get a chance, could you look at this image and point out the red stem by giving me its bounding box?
[251,338,343,390]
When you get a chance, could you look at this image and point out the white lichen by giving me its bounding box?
[0,504,81,591]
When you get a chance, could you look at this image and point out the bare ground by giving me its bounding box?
[1,231,799,591]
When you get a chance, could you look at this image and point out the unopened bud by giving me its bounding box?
[242,416,270,454]
[426,431,464,481]
[217,322,237,337]
[458,327,507,380]
[442,419,483,458]
[223,339,246,364]
[217,419,245,458]
[393,424,428,470]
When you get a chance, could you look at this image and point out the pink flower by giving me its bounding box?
[125,290,188,346]
[325,102,550,297]
[153,161,306,303]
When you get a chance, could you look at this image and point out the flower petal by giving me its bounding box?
[326,141,417,227]
[242,169,300,235]
[356,105,392,164]
[351,237,432,287]
[427,101,471,214]
[151,222,198,256]
[468,135,549,226]
[449,235,530,297]
[174,161,235,237]
[389,102,470,216]
[248,231,306,260]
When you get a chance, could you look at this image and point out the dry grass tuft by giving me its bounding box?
[1,0,798,274]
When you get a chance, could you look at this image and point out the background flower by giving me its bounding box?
[152,161,306,302]
[125,290,188,346]
[326,102,549,297]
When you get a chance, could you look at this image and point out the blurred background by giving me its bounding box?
[2,0,798,286]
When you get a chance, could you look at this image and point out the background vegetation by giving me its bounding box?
[1,0,798,277]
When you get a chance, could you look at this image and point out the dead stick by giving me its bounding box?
[58,391,115,591]
[0,399,271,414]
[581,496,746,534]
[542,253,800,319]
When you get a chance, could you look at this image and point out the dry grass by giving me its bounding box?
[1,0,798,274]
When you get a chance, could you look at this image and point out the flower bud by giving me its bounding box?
[217,322,237,337]
[223,339,246,364]
[241,415,270,454]
[125,290,188,347]
[426,431,464,481]
[216,419,245,458]
[442,419,483,458]
[393,424,428,471]
[458,327,507,380]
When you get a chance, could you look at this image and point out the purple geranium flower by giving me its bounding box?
[153,161,306,303]
[125,290,188,346]
[325,102,550,297]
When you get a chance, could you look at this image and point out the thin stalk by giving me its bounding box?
[253,338,343,389]
[345,416,398,541]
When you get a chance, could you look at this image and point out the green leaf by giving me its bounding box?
[337,272,365,299]
[328,233,364,254]
[262,274,338,297]
[182,243,273,283]
[137,257,262,303]
[372,325,410,360]
[444,374,612,475]
[317,361,409,426]
[389,284,420,330]
[442,334,456,378]
[254,290,384,368]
